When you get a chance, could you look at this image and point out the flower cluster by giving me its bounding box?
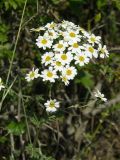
[25,21,109,112]
[34,20,109,85]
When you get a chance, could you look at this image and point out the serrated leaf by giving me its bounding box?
[75,71,94,89]
[6,121,25,135]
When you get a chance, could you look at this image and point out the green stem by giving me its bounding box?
[6,0,27,85]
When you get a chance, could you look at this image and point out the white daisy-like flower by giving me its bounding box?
[45,22,57,30]
[84,44,98,58]
[79,27,90,37]
[88,34,101,45]
[44,30,58,40]
[60,75,70,86]
[53,40,68,52]
[63,29,81,42]
[36,36,52,50]
[98,44,109,58]
[94,89,107,102]
[0,78,5,91]
[55,52,73,65]
[52,61,64,71]
[68,41,84,53]
[40,67,58,83]
[25,68,40,82]
[74,53,90,66]
[61,20,79,30]
[62,65,77,80]
[41,52,54,66]
[44,99,60,112]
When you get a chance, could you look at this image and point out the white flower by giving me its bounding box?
[94,89,107,102]
[30,26,45,32]
[87,34,101,45]
[63,29,81,42]
[62,65,77,80]
[41,52,54,66]
[84,44,98,58]
[52,61,64,71]
[25,68,40,82]
[40,67,58,83]
[53,40,68,52]
[55,52,73,65]
[44,30,58,40]
[61,20,78,30]
[68,41,84,53]
[60,75,70,86]
[0,78,5,91]
[79,27,90,37]
[74,53,90,66]
[98,44,109,58]
[44,99,60,112]
[45,22,57,30]
[36,36,52,50]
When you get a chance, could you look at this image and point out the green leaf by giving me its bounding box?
[75,71,94,89]
[113,0,120,10]
[94,13,101,23]
[6,121,25,135]
[0,136,7,143]
[97,0,107,10]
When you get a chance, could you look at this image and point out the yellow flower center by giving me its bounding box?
[30,72,35,78]
[90,37,96,42]
[50,24,55,28]
[79,56,85,61]
[56,61,62,66]
[100,48,105,54]
[57,44,63,49]
[62,76,67,82]
[66,69,72,76]
[49,101,55,108]
[73,43,79,48]
[61,54,67,60]
[88,47,94,53]
[69,32,76,37]
[41,39,47,44]
[49,32,53,36]
[47,71,53,78]
[45,56,51,61]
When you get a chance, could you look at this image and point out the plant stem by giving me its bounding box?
[6,0,28,85]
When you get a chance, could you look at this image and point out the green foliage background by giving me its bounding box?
[0,0,120,160]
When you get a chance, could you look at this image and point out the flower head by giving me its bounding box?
[36,36,52,50]
[74,53,90,66]
[40,67,58,83]
[0,78,5,91]
[94,89,107,102]
[62,65,77,80]
[55,52,73,65]
[84,44,98,58]
[44,99,60,112]
[25,68,40,82]
[98,44,109,58]
[41,52,54,66]
[53,40,68,52]
[44,30,58,40]
[52,60,64,71]
[63,29,81,42]
[60,75,69,86]
[87,34,101,45]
